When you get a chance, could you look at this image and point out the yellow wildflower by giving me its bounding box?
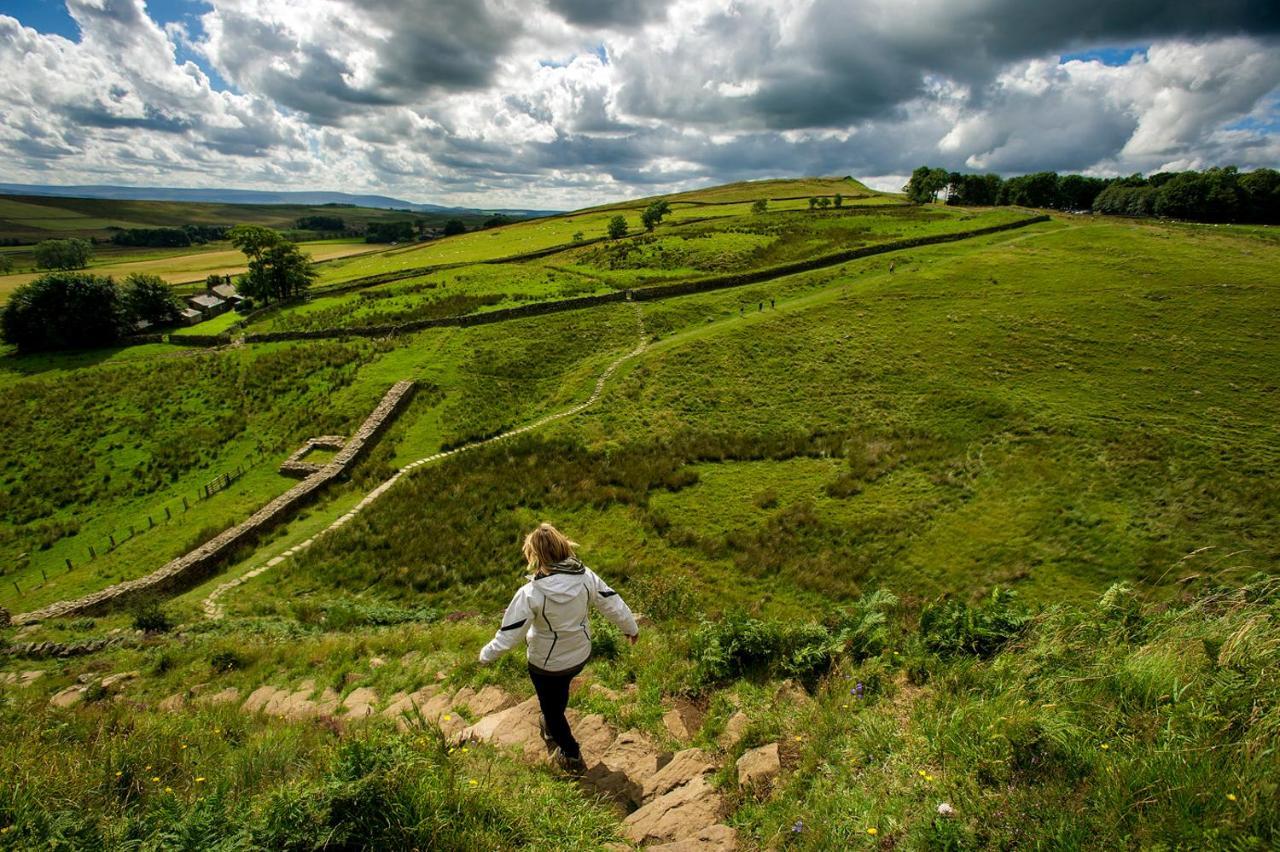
[196,777,206,783]
[918,770,927,777]
[469,779,478,786]
[1100,744,1109,750]
[115,771,123,778]
[925,775,935,782]
[1227,794,1238,802]
[443,715,452,721]
[152,777,160,783]
[164,787,173,793]
[181,744,188,750]
[867,827,878,836]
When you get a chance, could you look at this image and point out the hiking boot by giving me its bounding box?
[557,752,587,776]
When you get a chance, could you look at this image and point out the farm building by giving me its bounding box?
[209,281,243,304]
[186,292,227,319]
[178,307,203,325]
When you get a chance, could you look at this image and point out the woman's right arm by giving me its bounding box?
[479,586,532,663]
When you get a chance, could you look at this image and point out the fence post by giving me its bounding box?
[148,515,154,529]
[182,497,189,511]
[165,506,171,521]
[89,545,96,559]
[108,533,116,549]
[65,559,73,572]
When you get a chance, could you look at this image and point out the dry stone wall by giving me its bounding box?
[13,381,415,624]
[244,215,1050,344]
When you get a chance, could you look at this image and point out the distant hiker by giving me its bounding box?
[889,261,895,274]
[758,302,763,312]
[770,298,775,309]
[480,523,638,773]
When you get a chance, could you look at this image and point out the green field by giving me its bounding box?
[1,177,1276,849]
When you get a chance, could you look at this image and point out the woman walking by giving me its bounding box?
[479,523,639,772]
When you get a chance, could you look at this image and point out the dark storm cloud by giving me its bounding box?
[546,0,671,27]
[615,0,1280,131]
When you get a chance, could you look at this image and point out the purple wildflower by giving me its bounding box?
[792,819,804,833]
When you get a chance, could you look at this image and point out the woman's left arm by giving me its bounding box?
[479,586,532,663]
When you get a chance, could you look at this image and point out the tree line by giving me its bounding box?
[906,165,1280,223]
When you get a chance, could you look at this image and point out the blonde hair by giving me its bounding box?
[523,522,578,574]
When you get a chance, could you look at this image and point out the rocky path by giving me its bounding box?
[143,669,747,850]
[202,305,648,620]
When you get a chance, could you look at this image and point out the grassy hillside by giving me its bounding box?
[0,194,490,243]
[0,176,1276,848]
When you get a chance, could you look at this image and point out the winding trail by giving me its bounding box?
[201,304,648,619]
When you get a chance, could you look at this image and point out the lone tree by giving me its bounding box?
[0,254,12,274]
[122,273,183,327]
[607,215,628,239]
[816,196,831,209]
[808,197,818,210]
[641,200,672,232]
[443,219,467,236]
[228,225,315,305]
[33,238,93,270]
[751,199,768,214]
[1,272,126,352]
[833,193,843,208]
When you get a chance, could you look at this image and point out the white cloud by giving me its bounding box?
[0,0,1276,208]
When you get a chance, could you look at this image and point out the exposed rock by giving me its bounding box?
[242,685,288,714]
[583,730,666,807]
[647,824,738,851]
[159,692,187,712]
[566,711,617,761]
[590,683,622,701]
[100,670,140,690]
[368,656,387,669]
[460,697,551,761]
[343,687,379,718]
[382,686,441,729]
[642,748,715,803]
[736,742,780,791]
[0,670,44,687]
[623,774,723,844]
[773,680,810,708]
[197,687,240,707]
[718,711,750,749]
[0,606,9,627]
[662,701,702,741]
[463,685,516,717]
[50,685,88,708]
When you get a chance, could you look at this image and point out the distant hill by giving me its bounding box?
[0,183,559,218]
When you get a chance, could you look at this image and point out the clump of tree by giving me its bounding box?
[122,273,184,327]
[365,221,416,243]
[1,270,188,351]
[0,254,13,274]
[833,193,843,208]
[913,163,1279,223]
[228,225,316,306]
[111,228,192,248]
[905,167,950,204]
[443,219,468,237]
[641,200,671,232]
[33,238,93,270]
[482,214,515,229]
[751,199,768,214]
[296,215,346,232]
[607,215,629,239]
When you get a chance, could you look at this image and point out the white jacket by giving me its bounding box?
[479,558,638,673]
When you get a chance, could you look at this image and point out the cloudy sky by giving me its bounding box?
[0,0,1277,208]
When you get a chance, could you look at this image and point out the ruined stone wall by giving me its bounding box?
[14,381,415,623]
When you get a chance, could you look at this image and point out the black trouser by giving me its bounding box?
[528,661,584,760]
